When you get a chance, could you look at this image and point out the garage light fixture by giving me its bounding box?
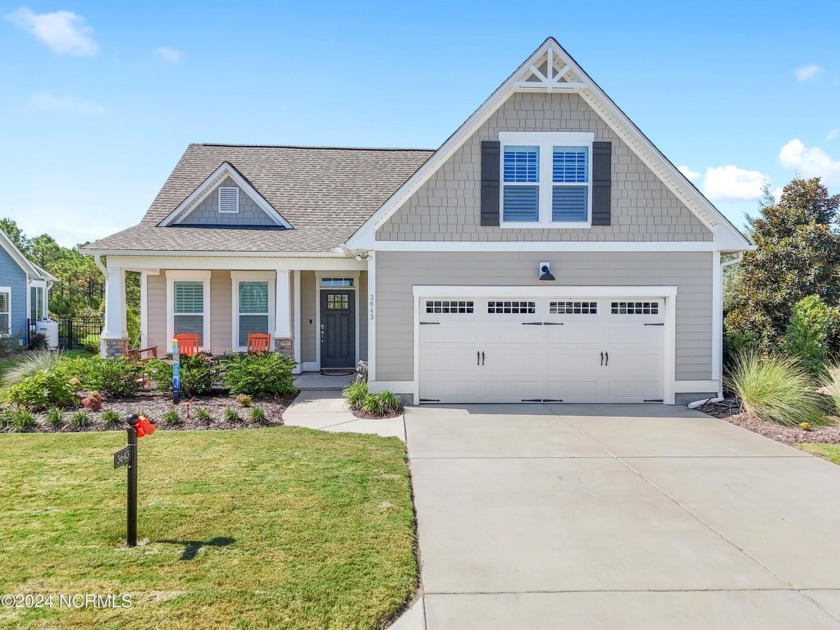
[539,261,555,282]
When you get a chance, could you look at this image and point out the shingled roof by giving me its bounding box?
[85,144,434,254]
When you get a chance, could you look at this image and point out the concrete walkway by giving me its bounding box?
[282,390,406,440]
[404,403,840,629]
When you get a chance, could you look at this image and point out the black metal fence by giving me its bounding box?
[27,318,104,351]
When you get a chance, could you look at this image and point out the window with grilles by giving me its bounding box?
[425,300,474,314]
[611,301,659,315]
[550,301,597,315]
[488,301,536,314]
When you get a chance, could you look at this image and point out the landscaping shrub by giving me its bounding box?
[46,407,64,428]
[4,366,80,411]
[27,332,48,351]
[161,409,182,426]
[343,381,368,409]
[82,334,100,355]
[69,410,89,429]
[80,357,144,399]
[724,349,827,427]
[236,393,253,408]
[150,353,217,398]
[1,350,63,389]
[221,352,296,398]
[10,409,36,432]
[101,409,121,427]
[81,392,104,411]
[343,381,404,417]
[784,295,839,377]
[222,407,239,423]
[0,408,13,429]
[195,408,212,424]
[377,391,404,415]
[249,406,267,424]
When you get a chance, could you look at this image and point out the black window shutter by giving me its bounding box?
[592,141,612,226]
[480,140,500,226]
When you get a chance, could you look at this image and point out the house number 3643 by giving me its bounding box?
[369,294,375,321]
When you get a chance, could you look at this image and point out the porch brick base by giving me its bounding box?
[101,337,129,358]
[275,337,294,357]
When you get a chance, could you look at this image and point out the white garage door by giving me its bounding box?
[419,297,665,404]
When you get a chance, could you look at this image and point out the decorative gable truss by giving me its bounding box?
[159,162,292,229]
[346,38,752,253]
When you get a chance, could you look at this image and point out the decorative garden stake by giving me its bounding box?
[114,414,156,547]
[172,337,181,405]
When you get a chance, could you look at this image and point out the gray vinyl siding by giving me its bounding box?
[375,251,713,382]
[174,177,278,227]
[210,270,232,354]
[376,92,711,242]
[301,271,316,363]
[0,248,28,337]
[146,273,166,352]
[359,271,368,361]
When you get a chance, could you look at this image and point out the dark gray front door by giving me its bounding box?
[320,290,355,369]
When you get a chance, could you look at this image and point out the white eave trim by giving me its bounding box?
[158,161,292,229]
[374,237,755,253]
[82,249,348,258]
[346,38,751,252]
[0,229,54,281]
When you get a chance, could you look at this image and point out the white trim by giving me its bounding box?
[314,272,361,370]
[84,249,351,259]
[230,271,276,352]
[346,38,750,252]
[165,270,212,351]
[218,186,240,213]
[28,280,47,321]
[372,239,751,253]
[674,380,720,393]
[368,380,414,395]
[411,285,678,406]
[301,361,319,372]
[102,266,127,340]
[367,253,376,381]
[140,271,149,347]
[96,255,367,271]
[711,251,722,391]
[293,270,302,374]
[159,162,292,228]
[0,286,11,336]
[0,230,54,281]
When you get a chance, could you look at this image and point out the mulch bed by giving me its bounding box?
[12,392,297,433]
[697,397,840,445]
[350,409,404,420]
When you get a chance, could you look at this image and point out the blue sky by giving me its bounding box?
[1,0,839,246]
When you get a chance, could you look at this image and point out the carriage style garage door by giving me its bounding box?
[418,296,666,404]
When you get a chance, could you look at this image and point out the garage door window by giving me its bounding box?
[426,300,474,314]
[611,301,659,315]
[550,301,597,315]
[488,301,536,314]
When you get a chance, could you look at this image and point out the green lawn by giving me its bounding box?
[0,427,416,629]
[799,443,840,465]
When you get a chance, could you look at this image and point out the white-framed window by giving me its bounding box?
[499,132,594,228]
[218,186,239,213]
[30,284,45,321]
[320,277,355,288]
[166,271,211,349]
[231,271,275,350]
[0,287,10,335]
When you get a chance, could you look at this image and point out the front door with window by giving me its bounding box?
[320,290,355,369]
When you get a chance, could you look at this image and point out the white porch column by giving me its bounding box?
[274,269,293,356]
[293,270,301,373]
[101,266,128,357]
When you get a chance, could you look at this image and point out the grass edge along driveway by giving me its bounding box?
[799,442,840,465]
[0,426,416,629]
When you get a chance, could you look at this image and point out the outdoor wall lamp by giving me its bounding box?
[539,261,555,281]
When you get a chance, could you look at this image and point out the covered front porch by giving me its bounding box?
[99,255,369,374]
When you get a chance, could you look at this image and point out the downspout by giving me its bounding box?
[720,252,744,272]
[707,252,744,403]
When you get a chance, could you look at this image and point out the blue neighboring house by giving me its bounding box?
[0,229,57,343]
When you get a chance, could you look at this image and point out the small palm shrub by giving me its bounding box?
[222,407,239,423]
[1,350,63,389]
[361,393,384,416]
[250,406,267,424]
[377,391,404,415]
[46,407,64,428]
[102,409,122,427]
[11,409,37,432]
[222,352,296,398]
[343,381,404,417]
[69,410,90,429]
[725,350,827,427]
[195,408,212,424]
[161,409,182,426]
[343,381,368,409]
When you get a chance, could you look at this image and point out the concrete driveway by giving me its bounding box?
[404,404,840,629]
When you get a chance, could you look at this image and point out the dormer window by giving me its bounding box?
[218,187,239,213]
[499,132,593,228]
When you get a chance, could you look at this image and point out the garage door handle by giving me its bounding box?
[522,322,543,326]
[605,352,609,366]
[600,351,604,366]
[481,351,485,366]
[477,351,480,366]
[543,322,564,326]
[644,323,664,327]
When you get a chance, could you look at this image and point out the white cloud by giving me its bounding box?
[794,64,824,82]
[5,6,97,56]
[779,139,840,187]
[30,92,105,115]
[677,165,700,181]
[827,128,839,142]
[703,165,767,202]
[154,46,182,63]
